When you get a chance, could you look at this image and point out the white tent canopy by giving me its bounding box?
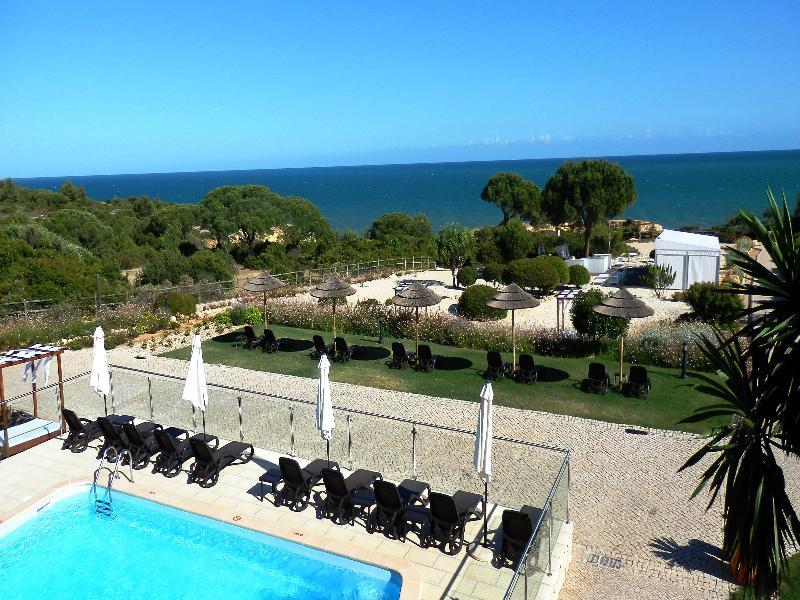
[654,229,721,290]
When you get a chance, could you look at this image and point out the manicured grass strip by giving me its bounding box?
[163,324,727,434]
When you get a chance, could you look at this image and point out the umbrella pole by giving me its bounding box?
[483,479,489,547]
[103,394,108,417]
[332,298,337,338]
[415,306,420,358]
[512,309,516,373]
[263,291,268,329]
[202,410,206,436]
[326,439,330,467]
[619,336,624,390]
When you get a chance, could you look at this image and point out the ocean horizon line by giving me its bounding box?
[8,147,800,183]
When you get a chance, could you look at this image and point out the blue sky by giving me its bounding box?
[1,1,798,177]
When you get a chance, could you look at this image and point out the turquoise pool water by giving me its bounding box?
[0,488,401,600]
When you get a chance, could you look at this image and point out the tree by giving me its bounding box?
[681,189,800,597]
[367,212,436,256]
[503,257,560,294]
[641,264,676,299]
[497,218,532,262]
[437,223,475,287]
[456,265,477,288]
[197,185,280,253]
[542,160,637,257]
[481,172,542,225]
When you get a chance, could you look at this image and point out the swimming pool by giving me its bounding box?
[0,486,402,600]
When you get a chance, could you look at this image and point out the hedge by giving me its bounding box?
[457,284,506,321]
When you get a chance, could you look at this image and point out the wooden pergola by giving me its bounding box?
[0,344,66,457]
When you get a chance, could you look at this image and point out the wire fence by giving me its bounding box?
[0,256,437,318]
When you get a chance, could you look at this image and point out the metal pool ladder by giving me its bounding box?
[92,448,134,516]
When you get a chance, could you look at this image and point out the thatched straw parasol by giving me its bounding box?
[243,272,285,328]
[391,282,441,357]
[593,288,654,389]
[310,276,356,337]
[486,283,540,371]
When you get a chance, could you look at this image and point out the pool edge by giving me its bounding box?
[0,478,423,600]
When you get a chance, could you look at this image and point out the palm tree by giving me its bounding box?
[681,189,800,597]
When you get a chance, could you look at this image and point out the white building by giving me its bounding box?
[654,229,721,290]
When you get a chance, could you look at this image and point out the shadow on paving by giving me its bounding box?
[649,536,731,580]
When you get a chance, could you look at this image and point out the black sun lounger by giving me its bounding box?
[416,345,437,372]
[98,416,156,461]
[515,354,537,384]
[497,509,535,567]
[61,409,102,453]
[262,329,281,353]
[152,429,219,477]
[187,438,254,488]
[624,365,651,399]
[367,479,429,542]
[426,490,484,555]
[586,362,610,394]
[321,468,381,525]
[121,421,163,469]
[334,337,353,362]
[267,457,339,510]
[390,342,413,369]
[485,351,508,380]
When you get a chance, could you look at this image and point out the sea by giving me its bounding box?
[15,150,800,232]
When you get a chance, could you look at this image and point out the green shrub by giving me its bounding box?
[481,262,505,284]
[568,264,590,286]
[230,305,263,325]
[154,291,197,316]
[214,309,233,326]
[539,255,569,285]
[457,284,507,321]
[570,289,630,339]
[503,258,560,293]
[684,283,743,325]
[456,265,478,287]
[641,264,676,299]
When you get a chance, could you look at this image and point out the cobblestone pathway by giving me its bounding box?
[9,347,798,599]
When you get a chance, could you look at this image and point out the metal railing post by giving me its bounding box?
[109,371,115,414]
[289,404,295,456]
[147,377,153,421]
[411,423,417,479]
[238,395,243,441]
[347,414,353,470]
[547,504,553,577]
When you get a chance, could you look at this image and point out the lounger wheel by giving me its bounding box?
[274,495,282,508]
[366,517,376,534]
[199,473,219,488]
[448,538,463,555]
[292,496,309,512]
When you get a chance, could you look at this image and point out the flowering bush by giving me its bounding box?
[0,303,174,351]
[624,321,725,371]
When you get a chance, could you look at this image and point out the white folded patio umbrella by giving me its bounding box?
[316,354,335,465]
[89,326,111,415]
[473,381,494,548]
[182,334,209,434]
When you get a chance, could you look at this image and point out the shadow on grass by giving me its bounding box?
[278,338,314,352]
[536,366,570,383]
[213,331,243,345]
[434,356,473,371]
[352,346,391,361]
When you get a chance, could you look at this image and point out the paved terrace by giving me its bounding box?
[3,346,800,599]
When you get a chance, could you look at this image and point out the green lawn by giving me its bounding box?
[163,324,727,434]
